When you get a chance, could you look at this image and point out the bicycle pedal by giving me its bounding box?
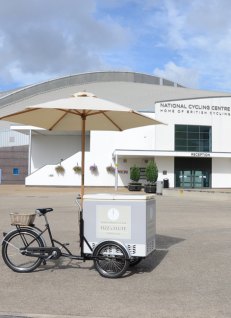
[43,260,47,265]
[63,243,70,246]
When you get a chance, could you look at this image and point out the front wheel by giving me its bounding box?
[2,228,45,273]
[93,241,130,278]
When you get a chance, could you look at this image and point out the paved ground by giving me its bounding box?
[0,186,231,318]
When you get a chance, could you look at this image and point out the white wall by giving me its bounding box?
[212,158,231,188]
[155,156,174,187]
[31,135,89,172]
[0,129,29,147]
[26,127,162,187]
[90,126,156,153]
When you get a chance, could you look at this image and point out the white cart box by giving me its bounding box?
[83,193,156,257]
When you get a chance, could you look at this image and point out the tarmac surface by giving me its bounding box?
[0,185,231,318]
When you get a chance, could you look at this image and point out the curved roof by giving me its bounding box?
[0,71,231,119]
[0,71,181,99]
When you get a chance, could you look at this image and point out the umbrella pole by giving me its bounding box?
[81,116,86,205]
[80,116,86,257]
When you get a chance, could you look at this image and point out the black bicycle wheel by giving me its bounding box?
[93,241,129,278]
[2,228,45,273]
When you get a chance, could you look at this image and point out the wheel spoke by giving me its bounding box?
[3,240,21,251]
[93,241,129,278]
[113,259,124,272]
[2,229,44,272]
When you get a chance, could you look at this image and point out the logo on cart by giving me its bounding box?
[107,208,120,221]
[96,205,131,239]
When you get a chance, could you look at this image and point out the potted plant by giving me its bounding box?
[144,160,158,193]
[55,164,65,175]
[90,164,98,175]
[106,164,115,174]
[128,165,142,191]
[73,164,82,174]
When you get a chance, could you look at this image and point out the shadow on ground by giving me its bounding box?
[31,234,185,278]
[129,234,185,276]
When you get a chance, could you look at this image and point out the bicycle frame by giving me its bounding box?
[16,199,94,261]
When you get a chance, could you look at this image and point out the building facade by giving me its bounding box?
[154,97,231,188]
[0,71,231,188]
[0,144,28,184]
[0,128,29,184]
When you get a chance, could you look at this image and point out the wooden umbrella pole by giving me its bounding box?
[81,115,86,207]
[79,115,86,256]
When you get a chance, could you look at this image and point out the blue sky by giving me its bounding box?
[0,0,231,92]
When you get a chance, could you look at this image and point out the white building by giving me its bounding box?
[1,71,231,189]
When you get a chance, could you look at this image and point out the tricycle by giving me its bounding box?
[2,194,156,278]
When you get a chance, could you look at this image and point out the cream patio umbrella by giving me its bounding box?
[0,92,163,202]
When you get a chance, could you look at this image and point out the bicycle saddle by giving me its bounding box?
[35,208,53,215]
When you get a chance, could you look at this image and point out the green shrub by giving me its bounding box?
[130,165,140,182]
[146,160,158,184]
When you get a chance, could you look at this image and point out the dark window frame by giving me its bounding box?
[13,168,20,176]
[175,125,212,152]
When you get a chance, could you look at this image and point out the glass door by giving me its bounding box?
[175,169,210,188]
[175,170,192,188]
[175,157,211,188]
[175,170,183,187]
[193,170,203,188]
[183,170,191,188]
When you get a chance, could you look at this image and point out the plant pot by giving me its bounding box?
[144,184,156,193]
[73,165,82,174]
[55,165,65,175]
[128,182,142,191]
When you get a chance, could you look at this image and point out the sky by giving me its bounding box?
[0,0,231,92]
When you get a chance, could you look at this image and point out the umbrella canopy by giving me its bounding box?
[0,92,161,131]
[0,92,163,201]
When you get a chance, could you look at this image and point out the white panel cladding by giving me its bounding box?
[0,129,29,147]
[30,135,87,172]
[212,158,231,188]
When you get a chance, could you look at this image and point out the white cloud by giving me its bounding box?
[1,0,231,92]
[154,62,200,88]
[0,0,132,88]
[148,0,231,91]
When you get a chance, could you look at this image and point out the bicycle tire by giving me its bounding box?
[93,241,129,278]
[2,228,45,273]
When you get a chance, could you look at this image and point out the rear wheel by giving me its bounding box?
[93,241,129,278]
[2,228,45,273]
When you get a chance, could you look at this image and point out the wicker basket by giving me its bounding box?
[10,213,36,226]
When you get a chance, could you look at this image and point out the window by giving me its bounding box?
[129,167,146,179]
[139,167,146,180]
[175,125,212,152]
[13,168,20,175]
